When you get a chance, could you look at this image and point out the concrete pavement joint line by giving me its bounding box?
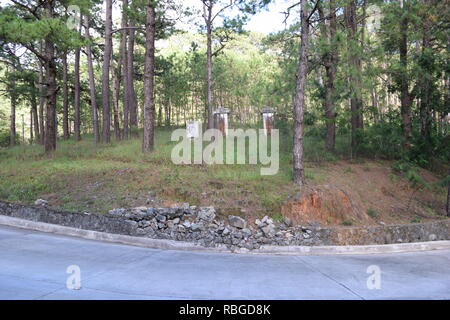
[2,215,450,256]
[0,272,64,288]
[48,285,204,300]
[295,256,365,300]
[33,286,68,301]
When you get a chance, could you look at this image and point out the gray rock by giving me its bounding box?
[228,215,247,229]
[262,216,273,225]
[261,225,275,237]
[429,234,437,241]
[233,231,243,240]
[138,220,152,228]
[34,199,48,206]
[197,207,216,221]
[125,220,138,228]
[155,214,167,222]
[157,223,166,229]
[307,220,321,228]
[172,218,180,224]
[182,221,191,228]
[108,208,125,215]
[156,207,182,218]
[242,228,252,239]
[190,223,204,232]
[166,221,175,228]
[254,232,263,239]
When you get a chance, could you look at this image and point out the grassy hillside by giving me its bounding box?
[0,128,447,226]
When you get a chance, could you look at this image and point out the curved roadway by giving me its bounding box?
[0,225,449,300]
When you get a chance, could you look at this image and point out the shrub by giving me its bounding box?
[342,220,353,226]
[0,129,20,148]
[366,208,377,218]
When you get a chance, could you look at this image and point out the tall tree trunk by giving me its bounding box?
[31,85,40,143]
[399,0,412,148]
[21,114,25,144]
[345,0,364,149]
[44,0,57,152]
[447,169,450,217]
[143,0,156,152]
[62,52,69,139]
[38,61,45,145]
[84,15,100,144]
[318,0,338,153]
[74,45,81,141]
[121,0,130,139]
[128,0,138,137]
[101,0,113,143]
[111,56,121,140]
[205,4,214,129]
[419,0,433,143]
[30,109,33,142]
[9,73,16,146]
[293,0,310,186]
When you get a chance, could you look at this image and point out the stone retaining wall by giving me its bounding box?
[0,200,449,250]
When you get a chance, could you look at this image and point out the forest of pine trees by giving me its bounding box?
[0,0,449,213]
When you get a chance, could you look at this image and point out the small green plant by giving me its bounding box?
[342,220,353,226]
[366,207,377,218]
[392,160,413,174]
[405,169,429,189]
[410,216,422,223]
[424,207,437,216]
[343,167,354,173]
[270,212,284,223]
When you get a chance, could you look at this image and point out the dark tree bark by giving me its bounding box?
[74,27,82,141]
[38,61,45,145]
[111,55,122,141]
[121,0,130,139]
[127,0,138,137]
[419,0,433,144]
[9,71,16,146]
[447,169,450,217]
[293,0,310,186]
[399,0,413,148]
[142,0,156,152]
[30,83,40,143]
[344,0,364,149]
[30,109,33,142]
[204,2,214,129]
[101,0,113,143]
[62,52,69,139]
[44,0,57,152]
[318,0,338,153]
[84,14,100,144]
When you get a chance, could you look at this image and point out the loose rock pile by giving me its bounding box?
[108,204,322,250]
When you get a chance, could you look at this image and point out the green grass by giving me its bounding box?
[4,126,432,219]
[0,128,313,215]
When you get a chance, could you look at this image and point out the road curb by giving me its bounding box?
[1,215,450,256]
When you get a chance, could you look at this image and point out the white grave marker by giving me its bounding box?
[186,121,200,139]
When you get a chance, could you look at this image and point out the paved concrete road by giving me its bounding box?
[0,225,449,300]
